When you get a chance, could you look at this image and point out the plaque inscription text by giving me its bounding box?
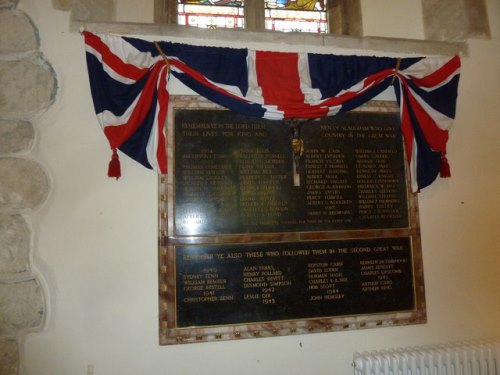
[174,110,408,236]
[176,237,414,327]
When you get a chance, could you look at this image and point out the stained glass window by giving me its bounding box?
[176,0,329,33]
[177,0,245,29]
[265,0,328,33]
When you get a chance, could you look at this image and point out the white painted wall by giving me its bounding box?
[19,0,500,374]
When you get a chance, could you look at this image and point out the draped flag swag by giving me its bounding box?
[83,31,461,192]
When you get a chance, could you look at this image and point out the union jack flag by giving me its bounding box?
[84,31,460,191]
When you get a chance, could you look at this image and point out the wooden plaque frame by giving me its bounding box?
[158,96,426,345]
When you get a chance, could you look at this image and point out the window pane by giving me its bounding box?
[265,0,328,33]
[178,0,245,29]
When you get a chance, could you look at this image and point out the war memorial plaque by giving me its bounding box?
[158,97,426,345]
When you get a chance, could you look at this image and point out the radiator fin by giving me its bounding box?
[353,338,500,375]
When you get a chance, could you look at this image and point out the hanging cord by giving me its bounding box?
[154,41,171,73]
[391,58,402,85]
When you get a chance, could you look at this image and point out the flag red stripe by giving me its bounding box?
[156,67,168,173]
[169,59,250,103]
[319,69,393,107]
[408,56,460,88]
[399,90,415,164]
[84,31,148,82]
[276,67,393,119]
[400,80,448,153]
[104,63,163,148]
[282,105,329,119]
[255,51,304,106]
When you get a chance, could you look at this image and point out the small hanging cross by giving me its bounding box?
[287,119,307,187]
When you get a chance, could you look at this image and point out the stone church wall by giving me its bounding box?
[0,1,56,373]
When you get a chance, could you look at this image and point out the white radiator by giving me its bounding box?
[353,338,500,375]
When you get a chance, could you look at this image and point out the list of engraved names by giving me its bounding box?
[175,238,414,327]
[174,110,408,235]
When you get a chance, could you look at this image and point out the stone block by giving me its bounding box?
[422,0,468,41]
[0,215,30,274]
[463,0,490,39]
[0,56,57,118]
[0,279,44,336]
[72,0,115,22]
[0,158,50,211]
[0,0,19,10]
[0,120,34,155]
[0,9,38,53]
[52,0,73,11]
[421,0,491,41]
[0,339,18,375]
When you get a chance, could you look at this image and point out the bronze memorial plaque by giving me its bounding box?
[158,96,426,345]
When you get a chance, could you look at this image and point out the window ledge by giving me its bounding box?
[73,19,468,57]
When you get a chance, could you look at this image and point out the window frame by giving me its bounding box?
[153,0,363,36]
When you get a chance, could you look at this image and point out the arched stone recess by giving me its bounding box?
[0,2,57,374]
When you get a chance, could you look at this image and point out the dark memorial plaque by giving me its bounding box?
[174,109,409,236]
[159,97,426,345]
[175,238,414,327]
